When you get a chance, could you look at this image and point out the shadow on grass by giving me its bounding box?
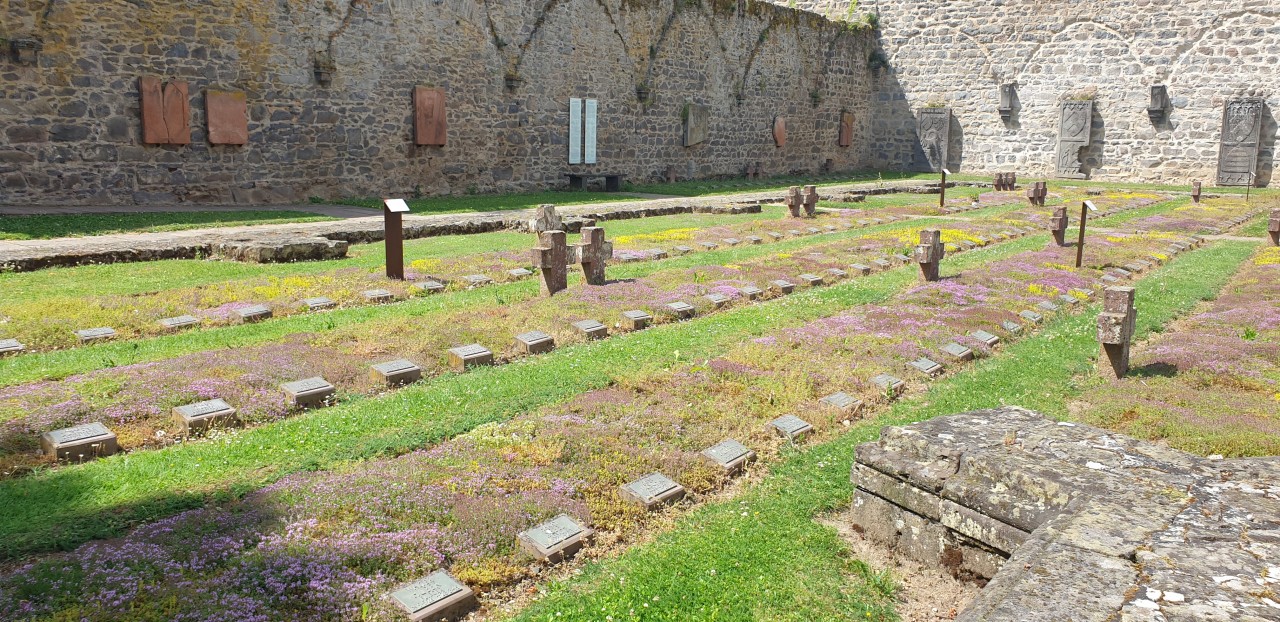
[1127,362,1180,378]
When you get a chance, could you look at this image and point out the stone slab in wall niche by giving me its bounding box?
[683,102,709,147]
[916,107,950,172]
[773,116,787,147]
[839,111,854,147]
[1055,100,1092,179]
[413,87,447,147]
[206,90,248,145]
[1216,98,1264,186]
[140,76,190,145]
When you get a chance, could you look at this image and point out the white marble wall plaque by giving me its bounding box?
[568,98,583,165]
[584,99,598,164]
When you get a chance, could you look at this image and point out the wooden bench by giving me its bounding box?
[565,173,624,192]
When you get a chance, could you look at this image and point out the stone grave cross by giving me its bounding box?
[1268,208,1279,246]
[914,229,945,281]
[1096,286,1136,378]
[784,186,803,218]
[571,227,612,286]
[532,230,568,296]
[802,185,818,217]
[1049,206,1069,246]
[530,204,563,233]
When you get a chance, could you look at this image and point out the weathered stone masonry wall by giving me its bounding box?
[0,0,875,205]
[778,0,1280,185]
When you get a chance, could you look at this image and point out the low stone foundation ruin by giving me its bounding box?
[850,407,1280,621]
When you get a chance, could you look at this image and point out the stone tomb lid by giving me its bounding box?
[516,330,553,345]
[372,359,420,375]
[160,315,199,329]
[175,398,234,419]
[47,422,113,445]
[770,415,812,436]
[622,310,652,320]
[449,344,491,359]
[702,439,753,467]
[0,338,23,352]
[820,392,860,411]
[624,473,680,504]
[521,514,587,551]
[941,342,973,359]
[971,329,1000,345]
[282,377,334,395]
[573,319,606,332]
[390,570,467,615]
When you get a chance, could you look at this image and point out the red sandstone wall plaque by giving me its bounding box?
[773,116,787,147]
[839,111,854,148]
[414,86,446,146]
[206,90,248,145]
[140,76,190,145]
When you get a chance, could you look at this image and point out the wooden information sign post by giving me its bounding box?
[383,198,410,280]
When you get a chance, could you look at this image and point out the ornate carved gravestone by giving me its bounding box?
[140,76,190,145]
[1055,100,1093,179]
[916,107,950,173]
[914,229,945,282]
[802,185,819,217]
[1049,206,1069,246]
[683,102,710,147]
[773,116,787,147]
[1216,98,1264,187]
[839,111,854,147]
[532,230,568,296]
[1269,208,1280,246]
[571,227,611,286]
[1097,286,1137,379]
[413,86,447,147]
[206,90,248,145]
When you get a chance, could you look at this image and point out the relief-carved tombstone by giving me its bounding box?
[1055,100,1093,179]
[413,86,447,147]
[683,102,709,147]
[1216,98,1264,187]
[206,90,248,145]
[839,111,854,147]
[916,107,950,173]
[140,76,190,145]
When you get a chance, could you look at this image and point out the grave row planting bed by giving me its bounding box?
[0,226,1199,622]
[1109,195,1272,236]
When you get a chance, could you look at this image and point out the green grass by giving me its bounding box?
[338,190,645,214]
[0,237,1040,560]
[629,170,950,197]
[507,239,1257,622]
[1239,211,1274,237]
[0,211,339,240]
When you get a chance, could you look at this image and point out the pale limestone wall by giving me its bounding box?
[0,0,874,205]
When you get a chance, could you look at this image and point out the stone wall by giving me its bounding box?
[0,0,874,205]
[775,0,1280,185]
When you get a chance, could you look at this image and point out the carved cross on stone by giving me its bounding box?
[572,226,611,285]
[784,186,803,218]
[914,229,946,282]
[1049,206,1069,246]
[1097,286,1137,378]
[1268,208,1280,246]
[529,204,563,233]
[802,185,819,218]
[532,230,568,296]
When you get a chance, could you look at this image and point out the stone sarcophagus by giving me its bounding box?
[1055,100,1092,179]
[916,107,951,173]
[1216,98,1264,187]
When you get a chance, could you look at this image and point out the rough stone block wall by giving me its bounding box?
[0,0,874,206]
[773,0,1280,185]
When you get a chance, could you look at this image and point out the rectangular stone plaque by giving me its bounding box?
[463,274,492,287]
[704,293,730,307]
[1055,100,1093,179]
[75,327,116,342]
[568,97,582,164]
[787,229,804,237]
[1057,294,1079,306]
[683,102,710,147]
[363,289,394,303]
[206,89,248,145]
[769,415,813,441]
[507,268,533,279]
[371,359,422,386]
[236,305,272,323]
[518,514,592,562]
[723,238,741,246]
[916,107,951,173]
[839,111,854,148]
[140,76,190,145]
[173,398,237,434]
[665,301,695,319]
[824,225,837,232]
[623,472,685,509]
[448,344,493,371]
[702,439,756,474]
[745,235,763,244]
[767,232,784,240]
[1037,301,1060,313]
[159,315,199,330]
[770,280,795,294]
[940,342,974,361]
[799,273,824,287]
[740,285,764,300]
[281,377,336,408]
[909,357,944,377]
[672,245,693,254]
[41,422,118,462]
[390,570,476,621]
[584,99,598,164]
[893,254,912,264]
[820,392,863,417]
[47,422,113,446]
[303,296,335,310]
[414,279,445,293]
[971,330,1000,346]
[806,227,822,235]
[0,338,23,355]
[700,242,719,250]
[870,373,905,396]
[827,268,848,279]
[413,87,447,147]
[1217,98,1264,186]
[871,259,892,270]
[850,263,872,276]
[622,310,652,330]
[516,330,556,355]
[1019,310,1043,323]
[1111,268,1132,279]
[573,319,607,340]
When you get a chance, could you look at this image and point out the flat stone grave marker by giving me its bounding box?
[1134,259,1154,271]
[806,227,822,235]
[1072,288,1095,300]
[827,268,848,279]
[75,327,117,342]
[959,240,977,251]
[621,310,652,330]
[463,274,493,287]
[856,219,870,227]
[1123,262,1146,274]
[940,342,974,361]
[701,439,756,474]
[909,357,944,377]
[389,570,476,622]
[648,249,669,260]
[159,315,199,330]
[971,329,1000,346]
[236,305,272,323]
[787,229,803,237]
[572,319,608,340]
[1057,294,1079,306]
[1100,274,1120,284]
[745,235,764,244]
[770,279,795,294]
[871,258,892,270]
[173,398,237,435]
[515,330,556,355]
[871,373,906,396]
[723,238,741,246]
[1001,320,1023,335]
[281,377,336,408]
[850,263,872,276]
[869,218,884,225]
[41,422,118,462]
[1037,301,1060,313]
[414,279,446,294]
[0,338,24,355]
[819,392,863,418]
[767,231,784,240]
[622,472,685,510]
[769,415,813,441]
[517,513,593,562]
[673,245,693,254]
[893,254,912,264]
[448,344,494,371]
[700,242,719,250]
[507,268,533,279]
[1020,310,1044,324]
[976,236,991,246]
[740,285,764,300]
[704,293,730,308]
[665,301,695,319]
[303,296,336,311]
[362,289,394,303]
[824,225,837,232]
[371,359,422,386]
[799,273,824,287]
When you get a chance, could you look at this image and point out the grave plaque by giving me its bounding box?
[41,422,118,462]
[303,296,335,311]
[518,514,593,562]
[371,359,422,386]
[533,230,569,296]
[448,344,494,372]
[159,315,199,330]
[1055,100,1092,179]
[1268,208,1280,246]
[940,342,974,362]
[824,225,837,232]
[773,116,787,147]
[1001,320,1023,335]
[827,268,848,279]
[871,258,892,270]
[1037,300,1060,313]
[769,415,813,441]
[788,229,804,237]
[206,90,248,145]
[723,238,741,246]
[704,293,730,308]
[959,241,976,251]
[1097,286,1137,378]
[515,330,556,355]
[507,268,533,279]
[363,289,395,303]
[621,310,652,330]
[971,330,1000,346]
[649,249,669,260]
[173,398,237,435]
[413,279,445,294]
[281,377,336,408]
[573,227,611,286]
[745,235,764,244]
[870,373,905,396]
[805,226,822,235]
[1123,262,1146,274]
[839,111,854,148]
[739,285,764,300]
[701,439,756,474]
[1057,294,1079,306]
[683,102,710,147]
[622,472,685,510]
[0,338,24,355]
[573,319,608,340]
[892,254,912,264]
[1216,98,1264,186]
[909,357,944,377]
[665,301,695,319]
[1111,268,1132,279]
[140,76,191,145]
[412,87,447,147]
[799,273,824,287]
[1019,310,1043,324]
[914,229,946,282]
[850,263,872,276]
[700,242,719,250]
[76,327,117,342]
[672,245,693,254]
[819,392,863,418]
[236,305,272,323]
[916,107,951,173]
[767,232,784,240]
[462,274,493,288]
[770,280,795,295]
[389,571,476,622]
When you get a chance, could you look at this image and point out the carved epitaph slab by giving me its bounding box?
[1216,98,1264,186]
[371,359,422,386]
[303,297,335,311]
[870,373,905,396]
[448,344,493,372]
[363,289,394,303]
[173,398,238,434]
[820,392,863,419]
[206,90,248,145]
[518,514,592,562]
[839,111,854,147]
[773,116,787,147]
[622,473,685,510]
[940,342,974,361]
[916,107,951,172]
[909,357,944,377]
[237,305,272,323]
[683,102,710,147]
[140,76,190,145]
[281,377,336,408]
[739,285,763,300]
[515,330,556,355]
[621,310,652,330]
[1055,101,1092,179]
[41,422,118,462]
[702,439,755,474]
[769,415,813,441]
[770,279,795,295]
[76,327,116,342]
[573,319,608,339]
[0,338,24,355]
[971,330,1000,347]
[413,87,447,147]
[665,301,695,319]
[159,315,199,330]
[390,571,476,622]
